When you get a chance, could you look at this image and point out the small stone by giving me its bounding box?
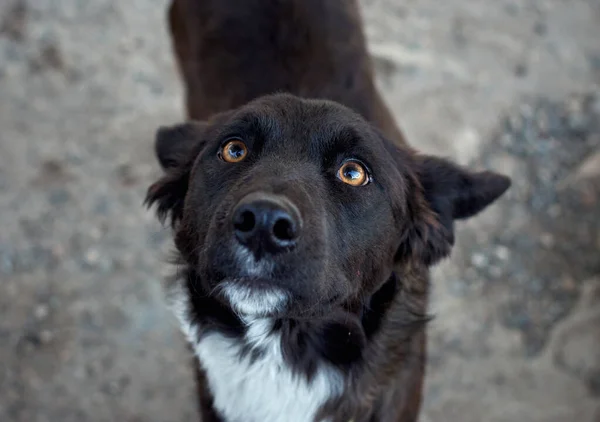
[547,205,561,218]
[471,252,488,269]
[84,248,100,265]
[34,304,49,320]
[494,246,510,261]
[489,265,503,278]
[540,233,555,248]
[39,330,53,344]
[102,379,126,396]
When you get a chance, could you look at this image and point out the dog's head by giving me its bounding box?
[147,94,509,318]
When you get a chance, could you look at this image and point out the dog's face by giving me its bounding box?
[148,94,509,318]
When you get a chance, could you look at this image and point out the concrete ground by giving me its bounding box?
[0,0,599,421]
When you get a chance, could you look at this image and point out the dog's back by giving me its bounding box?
[168,0,404,143]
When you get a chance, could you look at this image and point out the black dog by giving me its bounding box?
[147,1,511,421]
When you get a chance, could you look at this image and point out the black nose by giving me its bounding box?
[232,194,300,256]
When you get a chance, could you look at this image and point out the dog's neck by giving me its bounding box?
[165,266,429,421]
[170,267,400,372]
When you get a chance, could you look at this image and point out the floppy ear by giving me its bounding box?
[145,121,209,226]
[398,155,511,266]
[418,156,511,221]
[155,121,209,170]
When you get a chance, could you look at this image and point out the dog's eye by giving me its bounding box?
[337,160,369,186]
[219,139,248,163]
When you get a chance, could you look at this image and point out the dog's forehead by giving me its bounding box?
[258,94,362,128]
[236,94,380,155]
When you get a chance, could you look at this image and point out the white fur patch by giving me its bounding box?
[220,281,289,316]
[167,280,343,422]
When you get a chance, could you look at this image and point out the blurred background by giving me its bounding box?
[0,0,598,421]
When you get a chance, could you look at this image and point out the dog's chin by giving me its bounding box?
[218,280,290,318]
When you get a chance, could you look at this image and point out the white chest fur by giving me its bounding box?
[196,319,342,422]
[168,284,343,422]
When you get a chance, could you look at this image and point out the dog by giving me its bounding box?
[146,1,511,421]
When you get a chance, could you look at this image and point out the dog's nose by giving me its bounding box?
[232,194,300,255]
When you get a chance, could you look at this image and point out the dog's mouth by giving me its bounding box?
[202,242,293,317]
[216,278,291,317]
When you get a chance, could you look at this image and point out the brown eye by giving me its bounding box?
[337,160,369,186]
[220,139,248,163]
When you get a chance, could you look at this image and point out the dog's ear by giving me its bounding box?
[155,121,209,170]
[397,154,511,266]
[145,121,209,226]
[418,156,511,221]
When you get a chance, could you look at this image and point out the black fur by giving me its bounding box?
[147,94,509,421]
[149,1,511,420]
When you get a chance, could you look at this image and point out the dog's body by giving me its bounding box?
[168,0,405,144]
[148,1,511,421]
